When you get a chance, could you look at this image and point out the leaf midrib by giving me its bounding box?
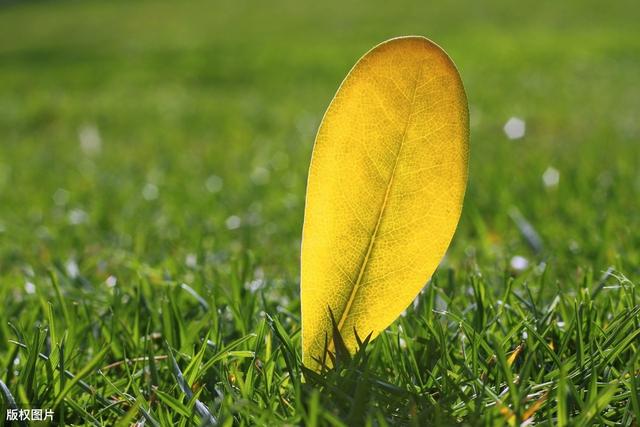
[335,62,425,335]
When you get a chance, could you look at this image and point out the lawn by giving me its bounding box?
[0,0,639,425]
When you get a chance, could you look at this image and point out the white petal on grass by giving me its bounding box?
[510,255,529,272]
[503,117,526,140]
[142,183,159,200]
[78,124,102,155]
[185,253,198,268]
[106,275,117,288]
[245,278,265,293]
[68,209,88,225]
[53,188,70,206]
[535,261,547,276]
[66,259,79,279]
[542,166,560,188]
[205,175,223,193]
[25,281,36,294]
[225,215,242,230]
[245,267,265,292]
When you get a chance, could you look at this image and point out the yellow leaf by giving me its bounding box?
[507,343,524,367]
[301,36,469,369]
[523,391,549,421]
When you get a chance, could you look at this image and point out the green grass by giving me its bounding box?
[1,0,639,425]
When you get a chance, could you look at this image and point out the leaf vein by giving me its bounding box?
[334,60,426,335]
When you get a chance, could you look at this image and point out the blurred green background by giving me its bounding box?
[1,0,638,282]
[0,0,639,423]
